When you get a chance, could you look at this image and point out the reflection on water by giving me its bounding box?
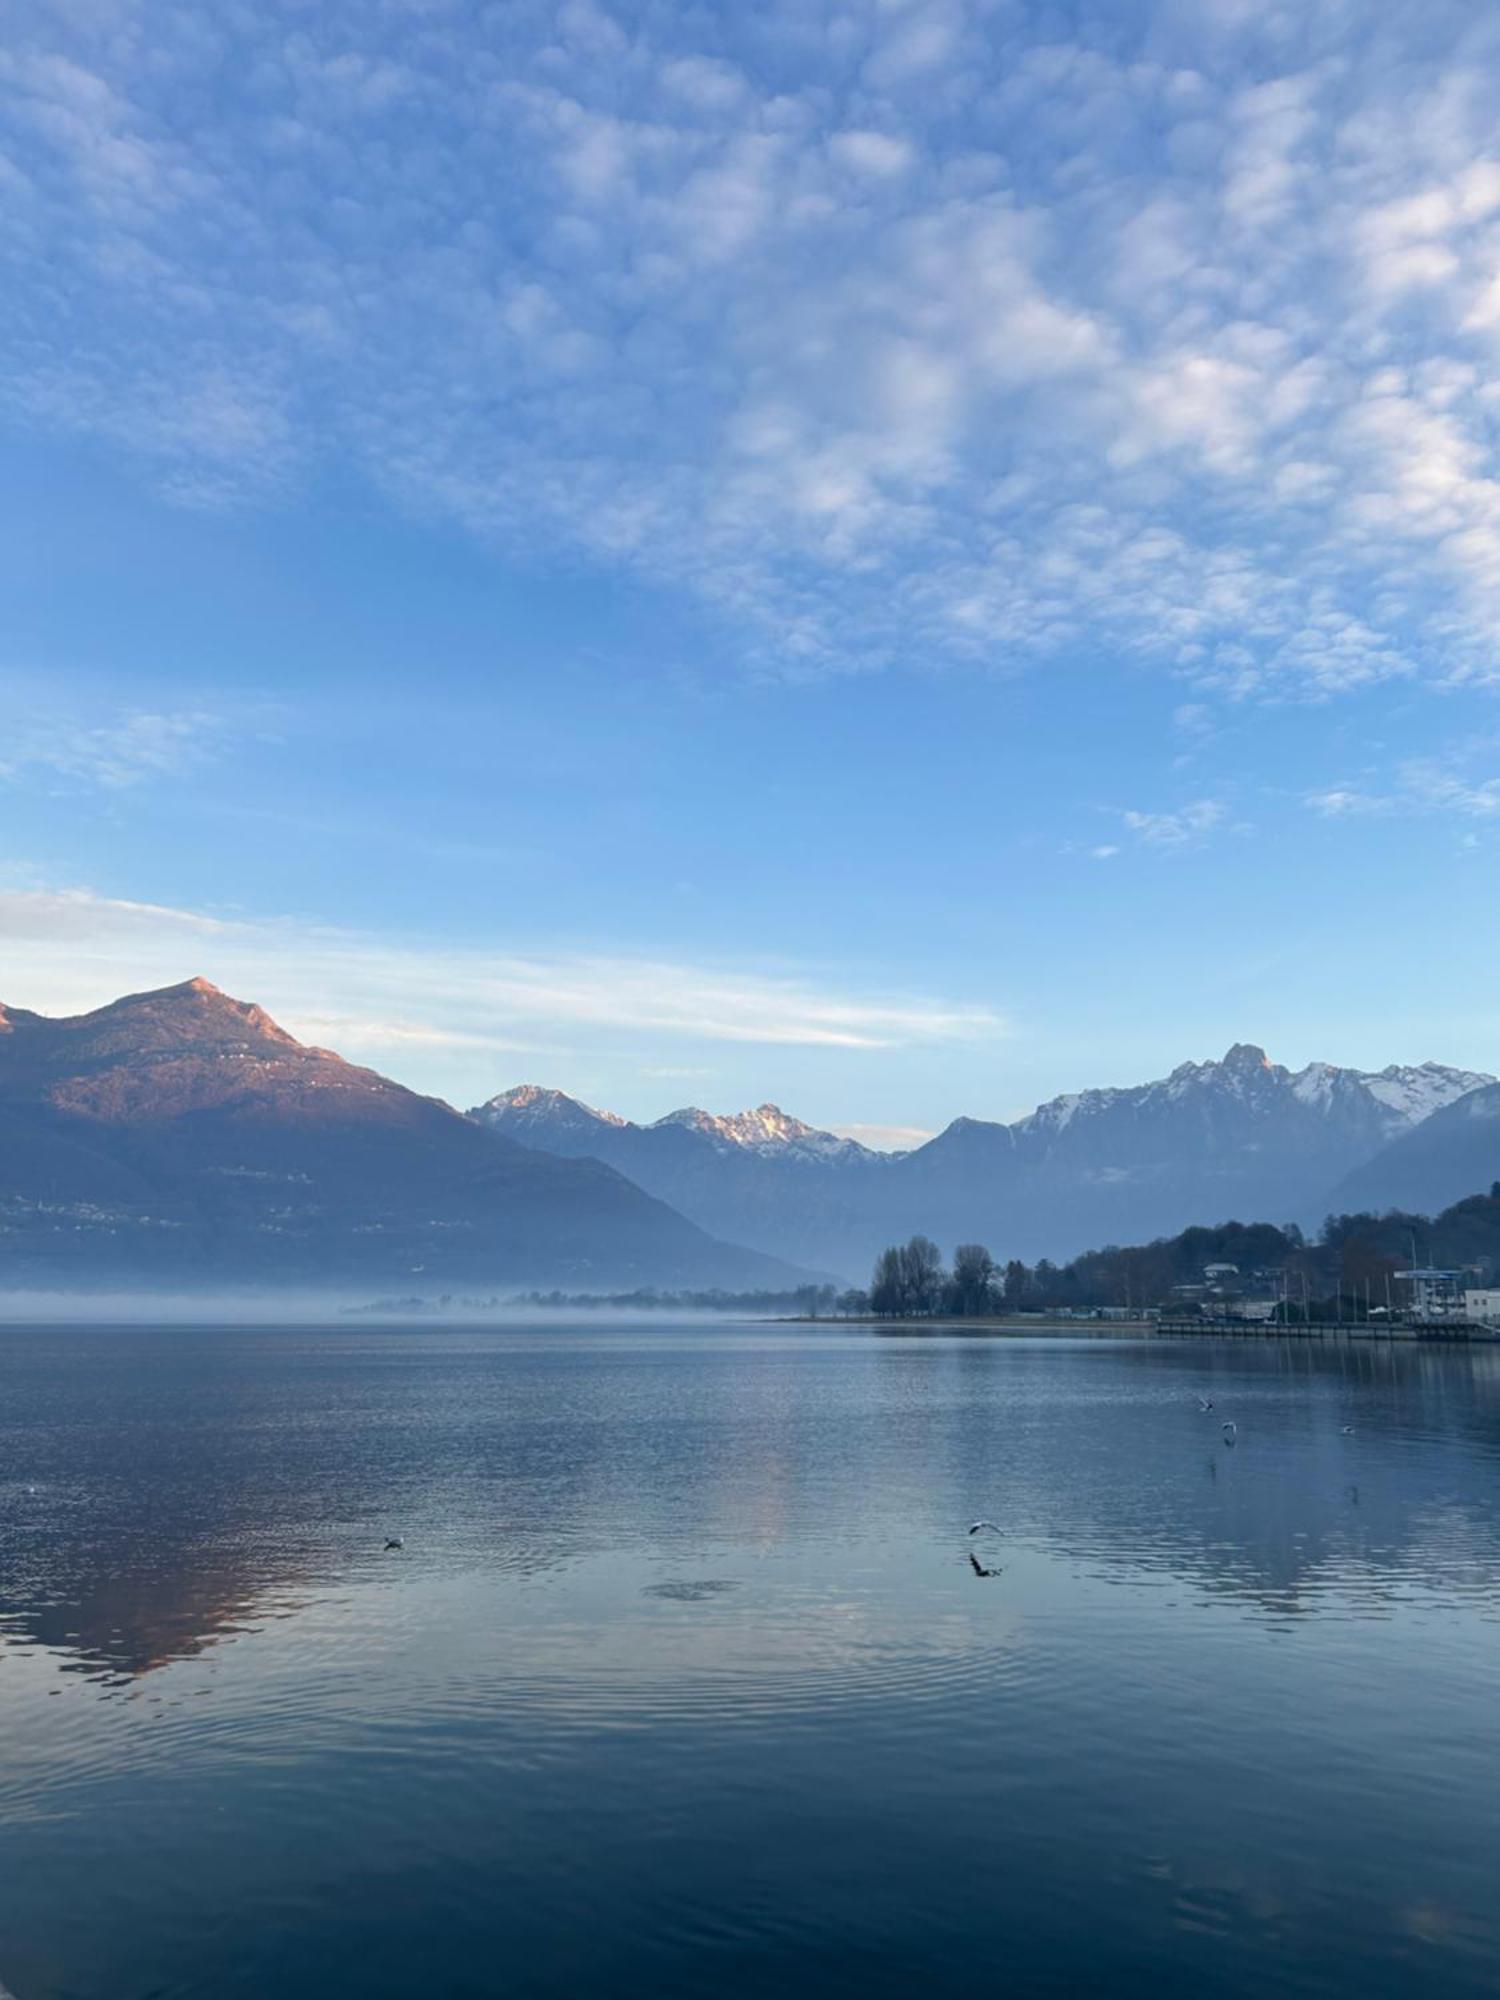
[2,1325,1499,1998]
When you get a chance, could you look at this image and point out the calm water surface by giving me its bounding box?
[3,1323,1500,1998]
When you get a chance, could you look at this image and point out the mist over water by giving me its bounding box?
[0,1291,756,1326]
[3,1324,1500,1999]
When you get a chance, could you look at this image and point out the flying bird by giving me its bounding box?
[969,1551,1003,1579]
[1341,1426,1355,1435]
[969,1521,1000,1536]
[1221,1421,1237,1441]
[383,1537,405,1551]
[1197,1397,1214,1411]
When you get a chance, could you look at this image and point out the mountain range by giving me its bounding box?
[2,978,1495,1296]
[476,1046,1496,1274]
[1327,1081,1500,1220]
[0,979,814,1294]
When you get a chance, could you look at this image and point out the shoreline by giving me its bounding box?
[772,1314,1500,1342]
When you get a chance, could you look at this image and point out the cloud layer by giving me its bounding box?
[0,888,1004,1091]
[5,2,1500,694]
[0,708,224,788]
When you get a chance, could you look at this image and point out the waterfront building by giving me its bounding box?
[1395,1269,1469,1319]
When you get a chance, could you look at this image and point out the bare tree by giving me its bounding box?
[870,1236,948,1316]
[870,1246,905,1316]
[948,1242,997,1316]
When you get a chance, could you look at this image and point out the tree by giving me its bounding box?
[1003,1258,1030,1306]
[869,1236,948,1316]
[870,1246,905,1316]
[899,1235,946,1315]
[948,1242,997,1316]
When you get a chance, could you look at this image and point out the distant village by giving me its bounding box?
[1150,1258,1499,1331]
[847,1187,1500,1331]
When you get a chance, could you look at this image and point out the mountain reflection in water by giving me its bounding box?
[2,1324,1499,2000]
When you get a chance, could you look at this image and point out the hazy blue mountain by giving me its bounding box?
[473,1086,886,1270]
[1324,1082,1500,1221]
[475,1048,1494,1275]
[890,1046,1494,1260]
[0,980,814,1293]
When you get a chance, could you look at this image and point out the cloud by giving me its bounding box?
[1306,752,1500,823]
[834,1121,935,1152]
[8,5,1500,691]
[828,129,914,178]
[0,885,223,941]
[0,888,1007,1090]
[1305,786,1384,818]
[0,709,226,788]
[1173,704,1215,738]
[1119,799,1228,847]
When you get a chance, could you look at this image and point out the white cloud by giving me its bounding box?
[1120,799,1227,847]
[1305,752,1500,824]
[1304,786,1385,819]
[828,129,914,178]
[0,888,1008,1094]
[833,1121,936,1152]
[1173,704,1214,737]
[0,709,225,788]
[8,5,1500,694]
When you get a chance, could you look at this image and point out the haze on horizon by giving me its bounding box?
[3,0,1499,1139]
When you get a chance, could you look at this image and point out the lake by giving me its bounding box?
[2,1323,1499,1998]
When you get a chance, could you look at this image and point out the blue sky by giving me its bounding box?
[3,0,1500,1143]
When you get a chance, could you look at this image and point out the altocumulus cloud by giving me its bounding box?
[1119,799,1228,848]
[1305,753,1500,824]
[6,2,1500,690]
[0,708,226,788]
[0,888,1005,1079]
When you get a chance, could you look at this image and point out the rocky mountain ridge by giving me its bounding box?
[475,1045,1495,1275]
[0,980,815,1293]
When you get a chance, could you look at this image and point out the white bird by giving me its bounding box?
[1197,1397,1214,1412]
[1221,1421,1237,1440]
[1341,1426,1355,1435]
[383,1537,405,1550]
[968,1521,1000,1536]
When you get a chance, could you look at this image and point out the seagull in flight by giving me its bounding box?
[383,1537,405,1551]
[1197,1397,1214,1411]
[969,1521,1000,1536]
[969,1551,1004,1579]
[1221,1421,1237,1441]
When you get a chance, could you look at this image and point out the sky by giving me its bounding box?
[3,0,1500,1145]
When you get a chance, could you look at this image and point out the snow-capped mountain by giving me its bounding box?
[1325,1080,1500,1219]
[890,1044,1494,1266]
[472,1049,1494,1277]
[652,1102,874,1163]
[477,1088,880,1166]
[484,1084,628,1142]
[471,1087,886,1267]
[1012,1045,1488,1152]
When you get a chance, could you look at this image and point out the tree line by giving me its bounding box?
[851,1182,1500,1320]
